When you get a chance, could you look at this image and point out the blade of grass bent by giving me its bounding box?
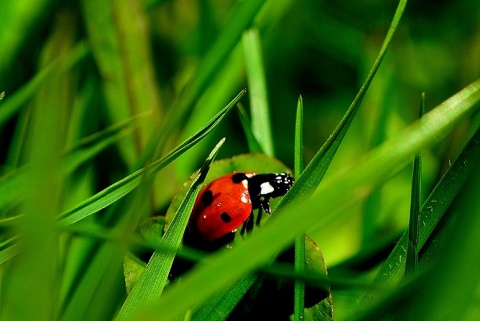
[58,90,244,226]
[133,77,480,321]
[116,139,225,321]
[358,120,480,310]
[276,0,407,210]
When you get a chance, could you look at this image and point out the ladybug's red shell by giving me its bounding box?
[189,172,255,242]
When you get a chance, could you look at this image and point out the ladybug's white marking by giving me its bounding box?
[240,192,249,204]
[259,182,274,196]
[241,180,249,189]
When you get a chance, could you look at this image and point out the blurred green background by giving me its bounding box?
[0,0,479,319]
[2,0,479,260]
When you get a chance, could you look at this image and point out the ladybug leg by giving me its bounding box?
[263,197,272,215]
[256,197,272,225]
[256,207,263,226]
[241,211,255,235]
[240,221,247,235]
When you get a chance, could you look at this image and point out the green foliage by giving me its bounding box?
[117,139,225,320]
[1,0,480,321]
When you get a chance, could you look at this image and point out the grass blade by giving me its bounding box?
[190,276,257,321]
[294,96,304,177]
[359,118,480,310]
[169,0,266,125]
[0,236,18,265]
[0,112,147,222]
[352,148,480,321]
[1,17,75,319]
[57,90,245,226]
[112,0,162,151]
[175,154,294,320]
[59,243,125,321]
[242,27,274,156]
[0,42,89,127]
[81,0,137,166]
[237,103,264,153]
[276,0,408,210]
[0,0,55,83]
[141,0,266,169]
[294,95,306,321]
[404,155,480,320]
[133,75,480,321]
[171,0,297,178]
[405,93,425,277]
[116,139,225,320]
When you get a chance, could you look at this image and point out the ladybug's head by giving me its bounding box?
[268,172,294,197]
[249,172,294,199]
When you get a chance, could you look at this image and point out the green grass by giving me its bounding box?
[1,1,480,320]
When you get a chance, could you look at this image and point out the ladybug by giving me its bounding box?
[188,172,294,243]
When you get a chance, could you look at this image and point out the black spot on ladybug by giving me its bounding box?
[201,189,214,206]
[220,212,232,223]
[231,173,248,184]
